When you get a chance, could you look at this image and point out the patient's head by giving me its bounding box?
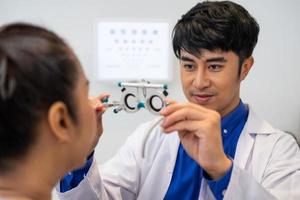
[0,23,97,175]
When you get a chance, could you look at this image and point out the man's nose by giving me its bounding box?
[192,68,210,89]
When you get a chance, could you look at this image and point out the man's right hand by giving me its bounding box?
[89,93,110,152]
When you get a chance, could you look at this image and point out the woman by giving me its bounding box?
[0,23,105,200]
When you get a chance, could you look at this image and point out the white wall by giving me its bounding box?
[1,0,300,199]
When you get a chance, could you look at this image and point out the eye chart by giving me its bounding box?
[96,21,171,81]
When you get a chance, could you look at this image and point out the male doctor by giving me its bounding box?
[57,1,300,199]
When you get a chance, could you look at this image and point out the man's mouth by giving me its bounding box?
[192,93,215,104]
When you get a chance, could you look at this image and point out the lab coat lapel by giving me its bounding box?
[234,125,255,169]
[234,106,276,169]
[138,130,180,200]
[167,132,180,174]
[154,131,180,200]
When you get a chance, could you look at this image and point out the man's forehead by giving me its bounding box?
[180,49,229,60]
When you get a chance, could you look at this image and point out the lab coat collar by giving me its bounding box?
[234,104,277,169]
[245,104,277,135]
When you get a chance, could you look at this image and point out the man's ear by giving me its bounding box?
[240,56,254,81]
[48,102,75,142]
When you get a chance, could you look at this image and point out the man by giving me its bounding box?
[57,1,300,199]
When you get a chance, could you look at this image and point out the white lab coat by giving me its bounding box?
[56,106,300,200]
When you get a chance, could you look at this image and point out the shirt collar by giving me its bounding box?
[221,100,248,135]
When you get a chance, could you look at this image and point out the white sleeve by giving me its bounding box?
[56,159,109,200]
[225,133,300,200]
[56,121,154,200]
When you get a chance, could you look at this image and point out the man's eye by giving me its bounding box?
[208,64,222,71]
[183,64,195,71]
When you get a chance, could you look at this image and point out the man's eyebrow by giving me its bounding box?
[205,57,227,62]
[180,56,227,63]
[180,56,195,62]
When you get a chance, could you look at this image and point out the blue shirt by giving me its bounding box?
[60,101,249,199]
[164,101,248,200]
[60,152,94,192]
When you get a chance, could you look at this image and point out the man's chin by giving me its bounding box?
[189,98,217,110]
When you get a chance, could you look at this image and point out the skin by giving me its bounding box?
[89,92,110,153]
[0,63,102,200]
[160,49,253,179]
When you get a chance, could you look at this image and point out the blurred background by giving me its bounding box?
[1,0,299,199]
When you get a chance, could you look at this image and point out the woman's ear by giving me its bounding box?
[240,56,254,81]
[48,102,75,142]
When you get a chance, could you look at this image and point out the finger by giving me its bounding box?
[164,98,177,106]
[162,120,204,134]
[160,102,184,115]
[160,102,208,116]
[96,105,106,114]
[89,96,107,114]
[96,93,111,114]
[98,92,110,101]
[178,130,193,140]
[161,107,207,128]
[96,109,105,120]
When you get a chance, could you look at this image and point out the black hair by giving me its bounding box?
[172,1,260,75]
[0,23,79,172]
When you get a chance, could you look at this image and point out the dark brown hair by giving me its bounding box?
[0,23,79,172]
